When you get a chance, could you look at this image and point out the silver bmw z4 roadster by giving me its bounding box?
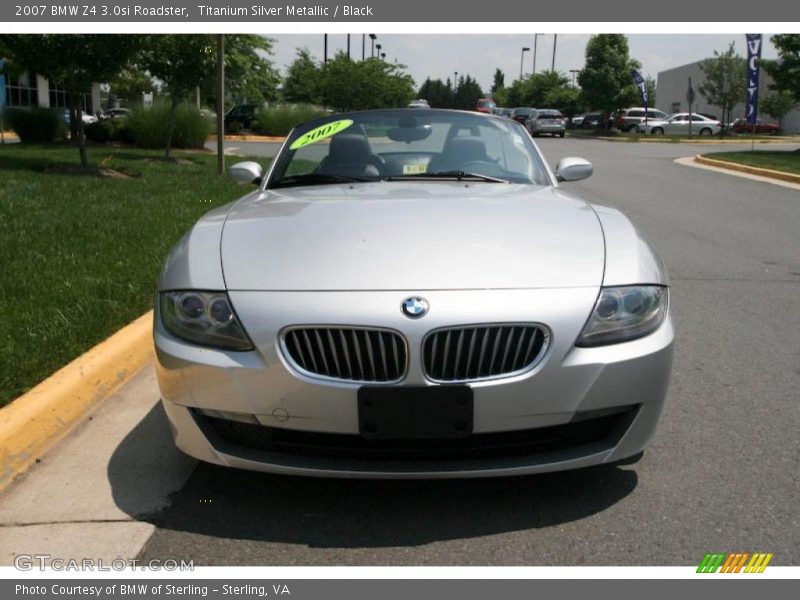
[154,109,674,478]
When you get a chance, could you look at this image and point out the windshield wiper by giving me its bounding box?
[384,170,509,183]
[271,173,375,188]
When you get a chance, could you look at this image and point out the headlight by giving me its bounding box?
[576,286,668,347]
[159,291,253,351]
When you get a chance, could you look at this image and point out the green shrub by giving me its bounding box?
[225,119,243,134]
[5,107,66,143]
[128,102,211,149]
[85,118,135,144]
[252,104,328,136]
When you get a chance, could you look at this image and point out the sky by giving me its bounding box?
[265,34,780,92]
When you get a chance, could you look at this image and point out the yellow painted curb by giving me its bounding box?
[695,155,800,184]
[0,311,154,491]
[208,134,286,143]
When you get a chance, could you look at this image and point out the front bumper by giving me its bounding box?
[155,288,674,478]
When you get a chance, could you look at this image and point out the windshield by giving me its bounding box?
[268,110,550,188]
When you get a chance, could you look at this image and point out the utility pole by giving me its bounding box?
[216,34,224,175]
[520,47,530,80]
[347,34,351,59]
[570,69,579,86]
[362,34,365,60]
[533,33,542,75]
[324,34,328,64]
[552,34,557,71]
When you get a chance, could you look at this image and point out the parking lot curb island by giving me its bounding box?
[0,311,154,491]
[695,154,800,184]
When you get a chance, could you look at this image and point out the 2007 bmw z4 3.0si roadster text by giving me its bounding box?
[154,109,673,478]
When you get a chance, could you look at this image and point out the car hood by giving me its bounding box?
[220,182,605,291]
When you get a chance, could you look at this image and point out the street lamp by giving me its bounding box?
[551,34,558,71]
[362,34,365,60]
[533,34,543,75]
[569,69,580,86]
[454,71,459,89]
[369,33,376,58]
[520,47,530,80]
[381,53,386,61]
[376,43,382,59]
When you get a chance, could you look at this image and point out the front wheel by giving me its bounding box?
[652,127,664,135]
[699,128,712,136]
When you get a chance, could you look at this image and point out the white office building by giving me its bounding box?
[656,59,799,133]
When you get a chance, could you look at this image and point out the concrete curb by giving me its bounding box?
[695,154,800,184]
[0,311,154,491]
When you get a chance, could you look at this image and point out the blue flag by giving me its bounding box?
[745,34,763,125]
[631,68,648,109]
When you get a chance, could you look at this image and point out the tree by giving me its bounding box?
[645,75,657,107]
[506,71,570,108]
[417,77,453,108]
[543,85,584,119]
[760,90,797,128]
[317,53,415,111]
[283,48,321,104]
[491,68,505,94]
[452,75,484,110]
[1,34,141,166]
[109,67,156,107]
[578,34,641,126]
[219,35,280,105]
[142,35,216,158]
[761,34,800,103]
[698,43,746,137]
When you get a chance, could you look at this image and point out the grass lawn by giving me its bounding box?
[702,150,800,175]
[0,143,268,406]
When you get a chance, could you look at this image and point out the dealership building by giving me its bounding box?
[656,60,800,133]
[1,69,101,115]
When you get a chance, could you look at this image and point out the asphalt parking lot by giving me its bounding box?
[3,138,798,566]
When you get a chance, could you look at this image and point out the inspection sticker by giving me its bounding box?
[402,163,428,175]
[290,119,354,150]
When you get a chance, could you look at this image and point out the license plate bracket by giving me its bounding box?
[358,386,473,440]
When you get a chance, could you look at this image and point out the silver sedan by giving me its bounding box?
[154,109,674,478]
[637,112,721,136]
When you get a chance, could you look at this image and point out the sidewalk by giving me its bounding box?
[0,365,195,565]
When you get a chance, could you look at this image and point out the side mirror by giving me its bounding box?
[555,157,593,182]
[229,161,263,185]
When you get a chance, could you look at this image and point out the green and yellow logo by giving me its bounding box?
[697,552,773,573]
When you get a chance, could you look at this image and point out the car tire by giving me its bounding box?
[652,127,664,135]
[699,128,712,136]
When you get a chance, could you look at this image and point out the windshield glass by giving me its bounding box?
[268,110,550,188]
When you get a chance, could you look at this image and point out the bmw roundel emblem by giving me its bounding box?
[401,296,429,319]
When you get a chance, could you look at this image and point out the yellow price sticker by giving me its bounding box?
[289,119,354,150]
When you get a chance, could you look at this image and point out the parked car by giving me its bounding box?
[475,98,497,114]
[154,108,674,478]
[529,109,566,137]
[492,107,513,118]
[578,112,604,129]
[570,115,585,128]
[614,107,668,132]
[730,118,782,135]
[637,113,721,136]
[100,108,131,120]
[60,108,98,125]
[225,104,259,129]
[511,107,535,127]
[408,99,430,109]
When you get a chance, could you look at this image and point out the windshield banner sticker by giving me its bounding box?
[290,119,354,150]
